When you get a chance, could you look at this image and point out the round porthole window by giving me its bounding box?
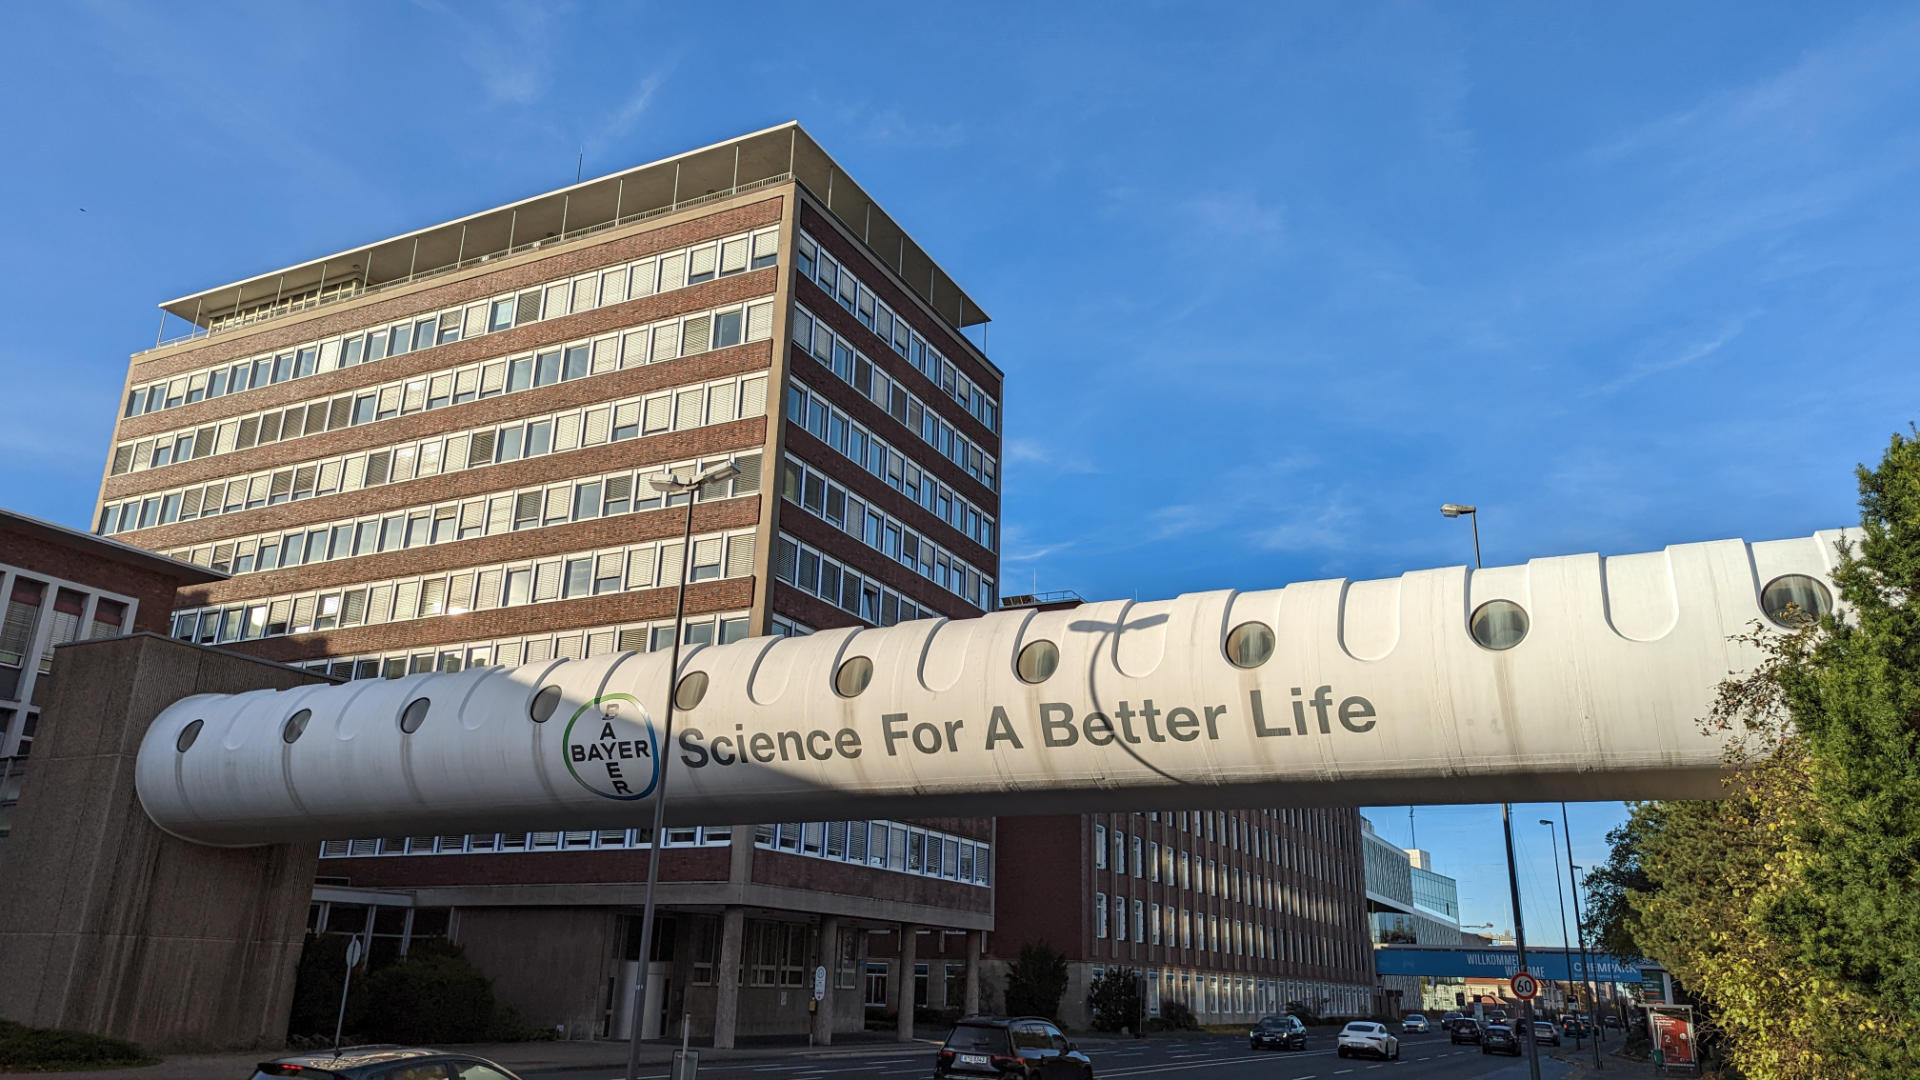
[282,708,312,745]
[1016,640,1059,684]
[175,719,204,753]
[399,697,431,734]
[835,656,874,698]
[529,684,563,723]
[1761,574,1832,627]
[675,671,710,710]
[1470,600,1530,650]
[1224,622,1276,669]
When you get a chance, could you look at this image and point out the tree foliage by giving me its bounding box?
[1086,967,1143,1032]
[1003,942,1070,1021]
[1589,430,1920,1078]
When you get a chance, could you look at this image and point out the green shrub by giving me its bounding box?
[358,939,500,1045]
[0,1018,156,1071]
[1086,968,1143,1032]
[1003,943,1069,1021]
[1155,1000,1200,1030]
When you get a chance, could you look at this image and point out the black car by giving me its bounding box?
[1481,1023,1523,1056]
[1249,1014,1308,1050]
[252,1046,521,1079]
[936,1017,1094,1079]
[1449,1018,1482,1044]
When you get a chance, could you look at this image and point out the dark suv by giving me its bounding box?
[936,1017,1094,1079]
[1448,1018,1482,1044]
[1481,1023,1522,1056]
[1249,1014,1308,1050]
[251,1047,521,1078]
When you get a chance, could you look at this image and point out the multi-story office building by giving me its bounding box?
[0,508,222,845]
[1361,819,1463,1014]
[991,805,1377,1029]
[91,123,1002,1046]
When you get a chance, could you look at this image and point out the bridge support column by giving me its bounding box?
[0,634,330,1051]
[812,915,839,1045]
[963,930,983,1015]
[711,906,745,1049]
[896,923,919,1042]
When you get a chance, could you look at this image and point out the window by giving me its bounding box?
[1094,825,1107,869]
[1095,893,1108,938]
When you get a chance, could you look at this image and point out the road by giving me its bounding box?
[517,1031,1579,1080]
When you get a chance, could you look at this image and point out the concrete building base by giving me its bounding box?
[0,634,329,1051]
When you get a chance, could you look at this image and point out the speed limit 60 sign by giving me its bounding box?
[1510,972,1539,999]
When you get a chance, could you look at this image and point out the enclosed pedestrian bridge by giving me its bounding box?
[137,530,1849,847]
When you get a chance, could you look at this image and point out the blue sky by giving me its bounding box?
[6,2,1919,940]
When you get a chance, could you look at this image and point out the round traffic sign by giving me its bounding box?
[1510,972,1539,1000]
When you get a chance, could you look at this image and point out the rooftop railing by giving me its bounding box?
[141,173,796,356]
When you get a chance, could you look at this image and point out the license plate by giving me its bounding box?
[960,1054,990,1066]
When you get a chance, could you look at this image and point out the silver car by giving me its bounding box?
[1402,1013,1431,1034]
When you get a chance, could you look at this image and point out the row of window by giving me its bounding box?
[774,533,996,625]
[317,825,735,859]
[156,452,760,576]
[795,230,998,433]
[1094,822,1351,908]
[1120,970,1369,1021]
[167,527,757,646]
[753,820,991,887]
[111,295,774,479]
[1093,894,1359,970]
[780,456,991,607]
[784,379,995,552]
[284,610,763,683]
[125,225,779,420]
[792,303,996,492]
[100,369,768,537]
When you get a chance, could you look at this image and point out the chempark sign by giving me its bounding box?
[135,530,1846,847]
[1373,945,1647,983]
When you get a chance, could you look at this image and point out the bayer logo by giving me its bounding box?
[561,693,660,801]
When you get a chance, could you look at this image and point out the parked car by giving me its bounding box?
[252,1047,521,1079]
[1603,1014,1624,1029]
[1449,1018,1483,1044]
[1336,1022,1400,1060]
[1481,1023,1523,1056]
[1534,1021,1561,1046]
[1248,1014,1308,1050]
[1401,1013,1430,1034]
[935,1017,1094,1079]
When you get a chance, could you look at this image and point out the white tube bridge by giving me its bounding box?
[135,530,1849,846]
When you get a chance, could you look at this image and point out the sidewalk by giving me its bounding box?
[22,1029,953,1080]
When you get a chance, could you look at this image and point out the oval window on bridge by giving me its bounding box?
[529,684,563,723]
[1224,622,1275,668]
[1761,574,1832,628]
[1470,600,1529,651]
[834,656,874,698]
[1016,640,1059,684]
[282,708,312,745]
[175,718,204,753]
[399,696,431,734]
[675,671,710,710]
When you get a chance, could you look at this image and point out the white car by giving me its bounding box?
[1337,1021,1401,1060]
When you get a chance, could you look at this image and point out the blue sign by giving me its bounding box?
[1373,945,1644,983]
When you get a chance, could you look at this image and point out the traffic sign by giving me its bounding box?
[1510,972,1538,1000]
[813,965,827,1001]
[345,936,363,969]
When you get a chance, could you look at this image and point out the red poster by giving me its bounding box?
[1650,1008,1695,1066]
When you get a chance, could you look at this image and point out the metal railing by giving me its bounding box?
[141,173,797,356]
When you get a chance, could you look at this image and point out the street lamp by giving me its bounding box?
[1565,843,1604,1068]
[1539,820,1574,1021]
[1441,503,1539,1080]
[624,460,739,1080]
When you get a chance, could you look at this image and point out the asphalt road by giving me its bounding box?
[518,1031,1579,1080]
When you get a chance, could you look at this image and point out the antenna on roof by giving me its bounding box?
[576,150,584,184]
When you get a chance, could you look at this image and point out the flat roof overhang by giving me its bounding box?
[159,122,990,334]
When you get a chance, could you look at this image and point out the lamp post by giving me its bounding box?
[624,460,738,1080]
[1539,820,1574,1025]
[1566,845,1604,1068]
[1442,504,1540,1080]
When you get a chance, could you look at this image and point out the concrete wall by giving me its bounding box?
[453,906,619,1039]
[0,633,329,1050]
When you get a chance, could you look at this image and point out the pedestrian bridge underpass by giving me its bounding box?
[137,529,1850,847]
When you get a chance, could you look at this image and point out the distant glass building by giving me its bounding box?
[1361,819,1464,1014]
